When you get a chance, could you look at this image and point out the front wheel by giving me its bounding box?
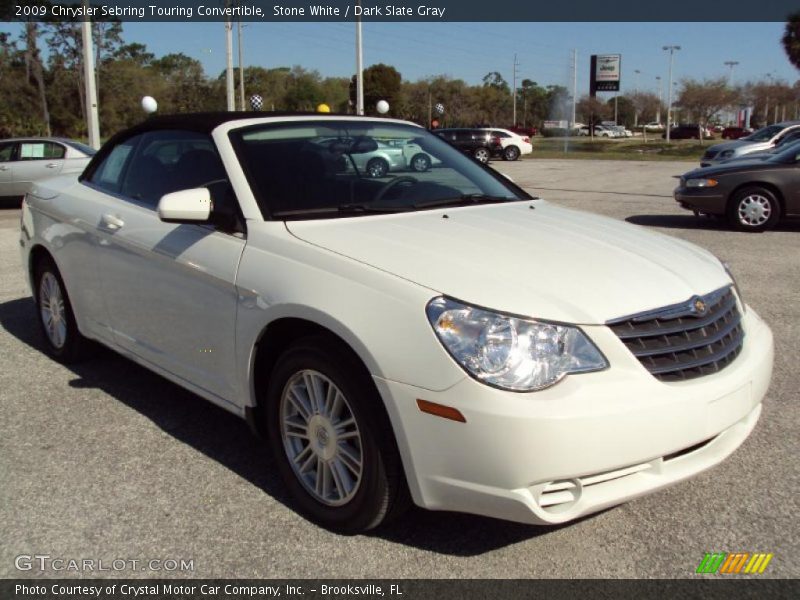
[265,336,409,533]
[34,256,91,363]
[473,147,490,163]
[727,186,781,232]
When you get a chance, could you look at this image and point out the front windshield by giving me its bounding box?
[230,120,526,220]
[743,124,784,142]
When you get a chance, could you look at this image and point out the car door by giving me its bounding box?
[13,140,67,195]
[90,129,246,405]
[0,142,17,196]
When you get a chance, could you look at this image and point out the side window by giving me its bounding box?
[0,143,15,162]
[19,141,65,160]
[88,136,140,194]
[119,130,227,208]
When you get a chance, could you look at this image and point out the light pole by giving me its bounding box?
[634,69,641,126]
[663,45,681,142]
[655,76,662,124]
[81,0,100,148]
[355,0,364,115]
[224,8,235,111]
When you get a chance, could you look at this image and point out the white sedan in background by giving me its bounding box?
[0,137,95,200]
[481,128,533,160]
[20,113,773,533]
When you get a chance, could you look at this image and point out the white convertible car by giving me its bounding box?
[20,113,773,532]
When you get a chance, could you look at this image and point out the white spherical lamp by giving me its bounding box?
[376,100,390,114]
[141,96,158,114]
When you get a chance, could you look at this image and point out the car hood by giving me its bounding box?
[684,160,783,178]
[285,201,729,324]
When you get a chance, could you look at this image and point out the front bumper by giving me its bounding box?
[674,186,727,215]
[376,308,773,525]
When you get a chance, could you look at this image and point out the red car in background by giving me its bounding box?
[508,125,538,137]
[722,126,753,140]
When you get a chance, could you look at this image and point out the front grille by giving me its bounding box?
[608,287,744,382]
[702,149,718,159]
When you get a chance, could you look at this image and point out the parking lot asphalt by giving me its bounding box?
[1,159,798,579]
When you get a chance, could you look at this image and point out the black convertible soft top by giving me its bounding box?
[79,111,374,182]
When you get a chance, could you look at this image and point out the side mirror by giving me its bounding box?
[157,188,211,223]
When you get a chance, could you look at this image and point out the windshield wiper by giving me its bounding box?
[413,194,517,209]
[272,204,409,219]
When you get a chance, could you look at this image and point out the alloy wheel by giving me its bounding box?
[39,272,67,349]
[280,370,364,506]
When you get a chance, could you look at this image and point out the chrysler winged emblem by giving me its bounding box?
[692,297,707,315]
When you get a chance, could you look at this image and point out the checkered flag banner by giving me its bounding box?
[249,94,263,111]
[435,102,445,115]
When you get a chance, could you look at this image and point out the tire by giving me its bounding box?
[366,158,389,178]
[34,256,90,363]
[502,145,520,161]
[473,147,490,163]
[264,335,409,533]
[727,186,781,232]
[409,153,431,172]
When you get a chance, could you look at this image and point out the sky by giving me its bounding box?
[2,20,797,96]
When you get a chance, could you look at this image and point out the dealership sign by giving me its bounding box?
[590,54,621,95]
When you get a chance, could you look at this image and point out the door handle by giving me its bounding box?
[101,214,125,230]
[45,163,59,168]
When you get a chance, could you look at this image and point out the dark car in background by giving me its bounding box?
[433,128,504,163]
[674,143,800,231]
[722,127,753,140]
[508,125,538,138]
[663,125,712,140]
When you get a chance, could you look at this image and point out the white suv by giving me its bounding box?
[20,113,773,532]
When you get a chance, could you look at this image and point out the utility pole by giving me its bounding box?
[225,9,234,111]
[655,76,662,124]
[571,49,577,128]
[663,45,681,142]
[355,0,364,115]
[633,69,640,126]
[237,19,245,111]
[81,0,100,148]
[512,53,519,126]
[724,60,739,86]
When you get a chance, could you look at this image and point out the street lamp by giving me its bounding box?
[663,45,681,142]
[633,69,641,127]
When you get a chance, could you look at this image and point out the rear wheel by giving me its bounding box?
[34,256,90,363]
[502,145,520,161]
[409,153,431,172]
[473,147,490,163]
[727,186,781,232]
[265,336,409,533]
[366,158,389,178]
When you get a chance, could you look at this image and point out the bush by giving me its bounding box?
[541,128,570,137]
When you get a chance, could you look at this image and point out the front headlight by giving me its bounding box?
[685,178,718,188]
[426,297,608,392]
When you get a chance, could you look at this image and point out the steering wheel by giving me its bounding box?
[373,176,418,205]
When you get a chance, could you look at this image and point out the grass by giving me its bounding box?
[528,137,715,161]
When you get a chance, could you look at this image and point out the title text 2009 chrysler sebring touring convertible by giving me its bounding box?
[20,114,773,532]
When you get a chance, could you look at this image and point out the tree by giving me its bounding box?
[350,63,402,115]
[576,95,610,127]
[676,78,739,125]
[782,12,800,71]
[23,22,50,135]
[482,71,509,93]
